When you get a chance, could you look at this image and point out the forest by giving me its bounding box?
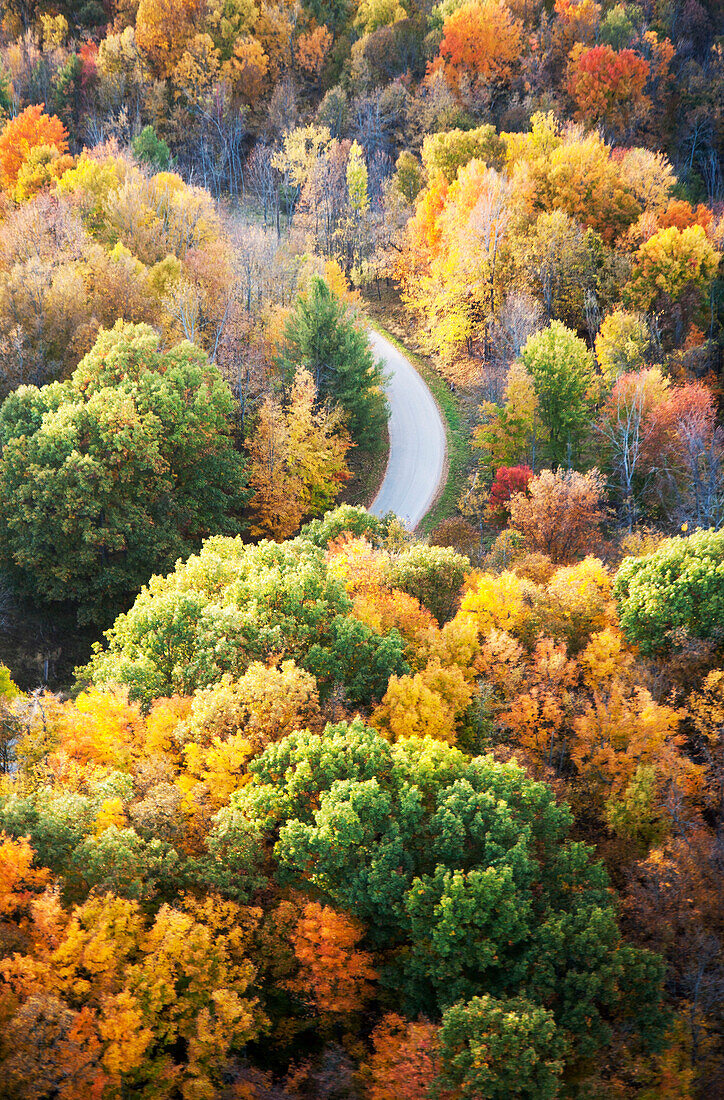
[0,0,722,1096]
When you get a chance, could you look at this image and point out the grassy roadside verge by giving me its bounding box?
[341,422,389,509]
[367,318,472,534]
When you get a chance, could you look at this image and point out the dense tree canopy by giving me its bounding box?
[0,0,723,1088]
[0,321,246,624]
[86,529,408,705]
[0,502,718,1095]
[220,720,668,1050]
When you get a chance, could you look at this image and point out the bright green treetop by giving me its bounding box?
[520,321,596,467]
[614,528,724,655]
[387,543,470,625]
[86,534,408,706]
[437,994,565,1099]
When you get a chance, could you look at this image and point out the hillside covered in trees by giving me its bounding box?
[0,0,723,1097]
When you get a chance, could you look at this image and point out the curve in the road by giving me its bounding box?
[368,330,447,531]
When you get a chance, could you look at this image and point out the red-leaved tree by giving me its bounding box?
[567,44,650,137]
[487,465,534,526]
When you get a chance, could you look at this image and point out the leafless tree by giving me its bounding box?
[267,77,299,140]
[584,289,601,345]
[484,292,544,403]
[246,144,282,234]
[494,291,544,361]
[298,141,350,258]
[671,408,724,529]
[231,223,287,312]
[215,299,270,438]
[189,90,248,197]
[597,372,657,529]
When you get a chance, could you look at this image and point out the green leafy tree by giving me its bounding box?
[0,68,11,118]
[0,322,246,625]
[67,826,185,904]
[219,722,668,1061]
[0,781,186,907]
[520,321,596,466]
[393,150,423,203]
[436,995,565,1099]
[276,278,388,451]
[305,0,352,32]
[0,790,90,876]
[614,529,724,655]
[86,536,408,705]
[387,544,470,625]
[52,54,83,138]
[301,504,386,548]
[131,125,173,171]
[305,615,410,704]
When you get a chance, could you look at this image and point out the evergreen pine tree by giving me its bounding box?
[277,277,388,451]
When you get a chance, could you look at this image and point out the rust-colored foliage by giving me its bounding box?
[0,888,263,1098]
[508,468,607,563]
[288,902,377,1016]
[363,1013,449,1100]
[567,44,650,134]
[296,25,333,81]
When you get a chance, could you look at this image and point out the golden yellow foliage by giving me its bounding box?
[143,696,193,759]
[579,627,636,691]
[542,556,615,650]
[180,662,321,753]
[93,798,126,835]
[2,891,263,1096]
[460,570,539,637]
[572,686,698,805]
[0,835,51,922]
[50,689,143,771]
[372,660,474,743]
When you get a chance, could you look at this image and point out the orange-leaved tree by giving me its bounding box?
[287,901,377,1016]
[432,0,523,94]
[0,890,263,1097]
[508,468,607,563]
[363,1013,449,1100]
[0,105,68,192]
[296,25,333,84]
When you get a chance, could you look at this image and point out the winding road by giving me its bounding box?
[368,330,447,530]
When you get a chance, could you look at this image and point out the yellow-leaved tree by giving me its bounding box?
[246,368,350,540]
[0,886,264,1098]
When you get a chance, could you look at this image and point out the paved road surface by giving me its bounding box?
[368,330,446,530]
